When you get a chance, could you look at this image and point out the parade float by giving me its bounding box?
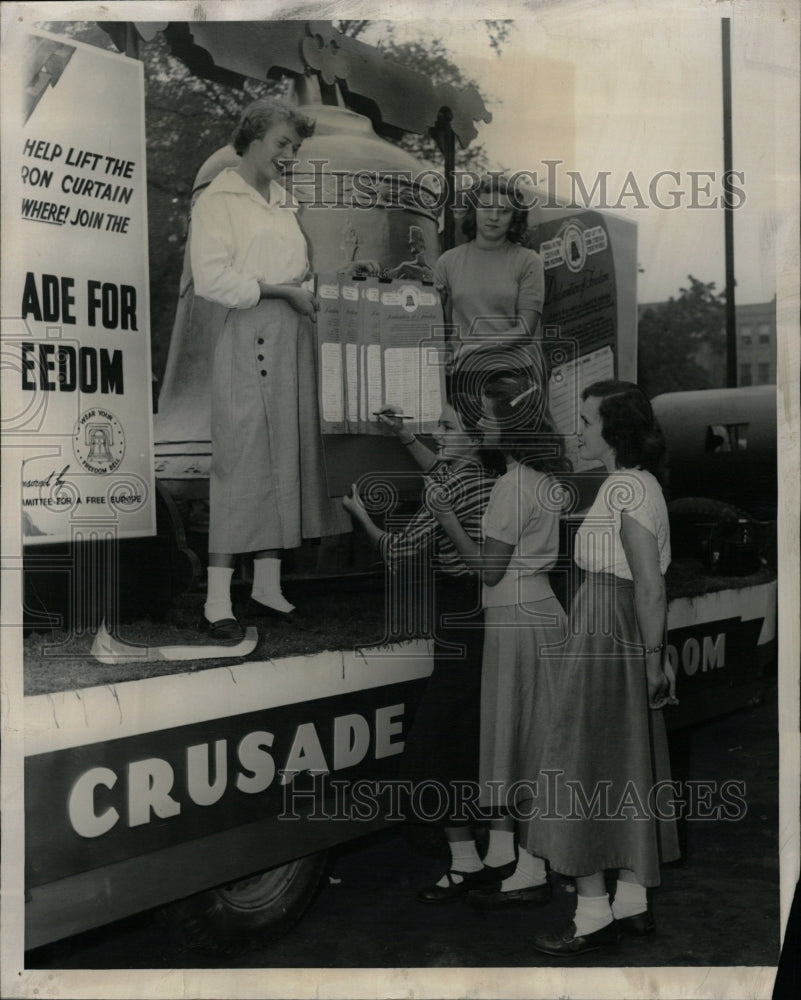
[4,20,776,955]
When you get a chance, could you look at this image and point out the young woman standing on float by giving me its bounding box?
[190,99,349,639]
[434,174,545,400]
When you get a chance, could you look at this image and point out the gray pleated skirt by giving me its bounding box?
[478,596,567,810]
[209,300,351,553]
[521,573,680,887]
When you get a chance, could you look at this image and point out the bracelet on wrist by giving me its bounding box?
[643,642,665,655]
[401,435,417,447]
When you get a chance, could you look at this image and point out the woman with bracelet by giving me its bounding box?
[526,380,679,957]
[342,402,505,902]
[190,99,350,639]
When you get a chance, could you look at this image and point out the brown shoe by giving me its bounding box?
[533,919,620,956]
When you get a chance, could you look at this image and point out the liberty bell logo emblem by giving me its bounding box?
[86,424,112,463]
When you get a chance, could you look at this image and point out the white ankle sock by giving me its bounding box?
[204,566,234,622]
[251,556,294,613]
[612,878,648,919]
[500,848,547,891]
[573,893,614,936]
[483,829,516,869]
[435,838,483,887]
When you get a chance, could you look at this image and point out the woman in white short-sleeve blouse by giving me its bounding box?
[574,466,671,579]
[525,380,680,958]
[431,372,568,907]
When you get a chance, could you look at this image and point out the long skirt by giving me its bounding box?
[478,596,568,811]
[209,299,351,553]
[521,573,680,887]
[402,573,485,825]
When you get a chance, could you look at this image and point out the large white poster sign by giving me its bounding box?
[1,28,155,543]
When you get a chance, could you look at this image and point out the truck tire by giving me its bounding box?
[156,852,328,957]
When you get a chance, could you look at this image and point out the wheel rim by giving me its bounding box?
[217,859,305,911]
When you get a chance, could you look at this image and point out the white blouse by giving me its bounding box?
[481,462,561,608]
[574,468,671,580]
[190,169,308,309]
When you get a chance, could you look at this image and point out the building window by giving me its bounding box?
[758,323,771,335]
[740,363,752,386]
[740,324,753,338]
[742,334,752,345]
[759,333,770,344]
[757,362,771,384]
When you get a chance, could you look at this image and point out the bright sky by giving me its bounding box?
[382,0,797,305]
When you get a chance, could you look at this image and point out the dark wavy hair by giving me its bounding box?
[449,390,505,476]
[232,99,315,156]
[461,175,530,245]
[583,380,666,478]
[481,372,569,474]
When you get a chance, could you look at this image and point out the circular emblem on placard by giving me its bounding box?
[399,284,421,314]
[563,221,587,273]
[73,408,126,475]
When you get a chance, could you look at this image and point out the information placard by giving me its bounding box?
[1,29,155,543]
[315,276,443,437]
[533,209,619,371]
[378,280,443,433]
[549,344,615,469]
[357,278,384,435]
[315,274,346,432]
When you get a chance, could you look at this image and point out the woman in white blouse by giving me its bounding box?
[190,100,349,639]
[525,380,680,957]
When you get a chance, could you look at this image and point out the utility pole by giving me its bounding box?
[722,17,738,388]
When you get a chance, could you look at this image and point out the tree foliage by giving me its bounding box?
[637,276,726,398]
[376,32,492,173]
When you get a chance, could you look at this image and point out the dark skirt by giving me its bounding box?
[401,573,485,825]
[521,573,680,886]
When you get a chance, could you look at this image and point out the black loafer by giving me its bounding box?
[474,859,517,886]
[197,617,246,643]
[616,909,655,936]
[245,598,305,625]
[533,919,620,956]
[416,868,488,903]
[466,880,552,908]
